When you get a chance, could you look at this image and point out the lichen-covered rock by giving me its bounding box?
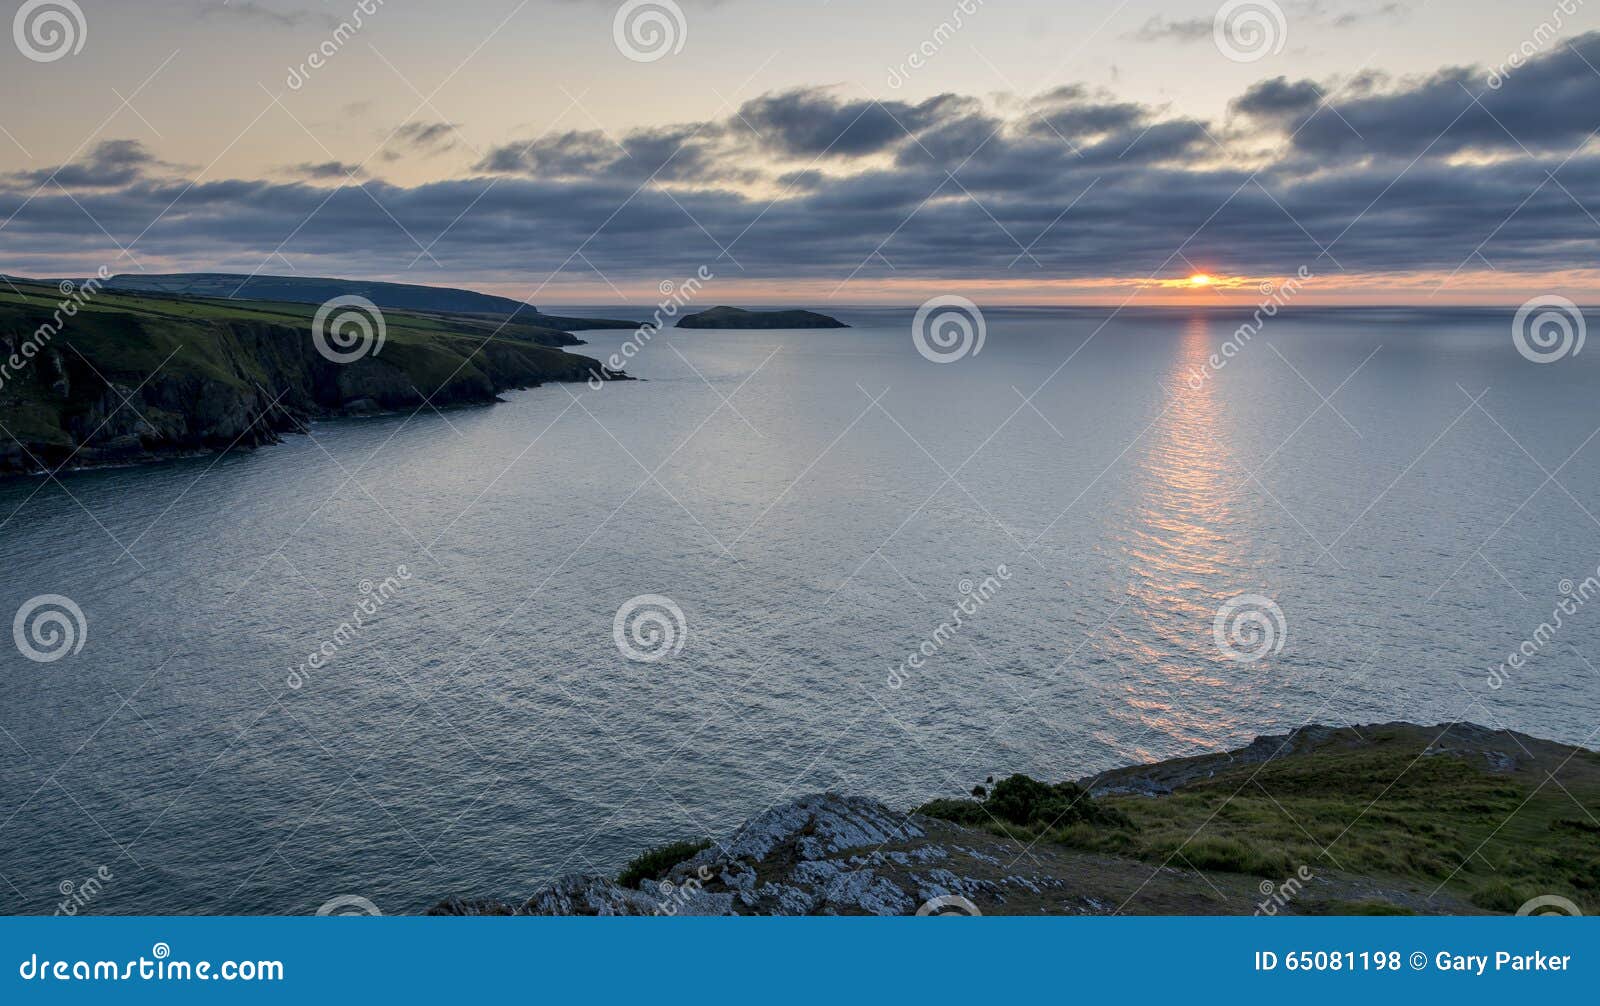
[508,794,1002,917]
[520,876,673,916]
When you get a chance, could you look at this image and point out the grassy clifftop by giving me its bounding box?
[918,722,1600,915]
[95,272,643,332]
[434,722,1597,916]
[0,279,619,475]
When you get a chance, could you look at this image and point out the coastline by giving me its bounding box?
[0,277,633,479]
[0,369,632,480]
[429,722,1600,918]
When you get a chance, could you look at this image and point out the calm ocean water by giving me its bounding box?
[2,306,1597,915]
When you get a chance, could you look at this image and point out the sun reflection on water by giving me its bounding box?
[1095,316,1259,756]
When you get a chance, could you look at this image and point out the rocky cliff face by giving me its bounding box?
[0,314,620,476]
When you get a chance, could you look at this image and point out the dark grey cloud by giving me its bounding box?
[1026,100,1145,138]
[4,34,1600,288]
[476,129,616,177]
[735,90,974,158]
[391,121,461,156]
[475,122,752,186]
[1286,34,1600,158]
[283,161,367,180]
[1233,77,1326,121]
[10,140,162,188]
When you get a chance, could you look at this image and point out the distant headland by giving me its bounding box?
[96,272,643,332]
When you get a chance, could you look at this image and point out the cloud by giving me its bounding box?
[1127,2,1408,45]
[10,140,165,188]
[282,161,368,181]
[1330,3,1404,28]
[736,90,974,158]
[1233,77,1326,121]
[391,121,461,156]
[1283,34,1600,158]
[5,34,1600,289]
[1124,16,1212,43]
[196,1,338,29]
[474,122,752,186]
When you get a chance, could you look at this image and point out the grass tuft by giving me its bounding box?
[617,839,712,890]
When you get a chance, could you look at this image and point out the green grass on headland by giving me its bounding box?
[918,723,1599,915]
[618,840,713,890]
[0,278,614,474]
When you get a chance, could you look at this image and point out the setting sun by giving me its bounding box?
[1189,273,1214,287]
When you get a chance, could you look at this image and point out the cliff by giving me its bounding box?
[0,279,626,476]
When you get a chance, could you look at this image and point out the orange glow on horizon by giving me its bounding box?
[454,266,1600,308]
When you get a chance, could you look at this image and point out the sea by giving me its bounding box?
[2,305,1596,914]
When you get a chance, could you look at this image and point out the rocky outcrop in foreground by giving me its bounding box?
[430,723,1598,917]
[429,789,1470,917]
[433,794,992,916]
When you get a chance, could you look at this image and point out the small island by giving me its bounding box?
[676,306,848,330]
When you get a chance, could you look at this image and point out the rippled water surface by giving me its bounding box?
[3,306,1598,914]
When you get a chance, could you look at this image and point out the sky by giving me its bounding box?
[1,0,1598,305]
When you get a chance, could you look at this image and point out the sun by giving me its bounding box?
[1188,273,1214,287]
